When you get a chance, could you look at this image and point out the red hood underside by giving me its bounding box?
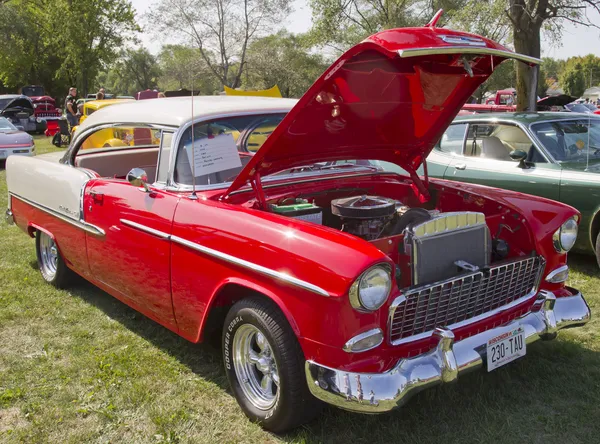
[225,26,540,196]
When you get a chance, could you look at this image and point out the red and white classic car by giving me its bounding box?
[5,21,591,432]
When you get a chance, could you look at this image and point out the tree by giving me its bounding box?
[146,0,293,89]
[102,48,162,95]
[47,0,140,95]
[157,44,220,94]
[507,0,600,111]
[308,0,463,52]
[244,31,328,97]
[560,62,586,97]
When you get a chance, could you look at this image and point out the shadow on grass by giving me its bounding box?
[62,262,599,444]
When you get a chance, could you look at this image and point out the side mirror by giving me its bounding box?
[510,149,529,169]
[15,125,25,131]
[127,168,150,192]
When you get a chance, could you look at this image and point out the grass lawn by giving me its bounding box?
[1,135,600,443]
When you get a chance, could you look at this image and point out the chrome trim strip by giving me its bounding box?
[545,265,569,283]
[343,328,384,353]
[170,234,330,297]
[306,290,590,413]
[116,219,329,297]
[388,256,545,346]
[120,219,170,239]
[397,47,541,65]
[9,192,105,236]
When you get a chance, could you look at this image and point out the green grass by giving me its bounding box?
[1,135,600,443]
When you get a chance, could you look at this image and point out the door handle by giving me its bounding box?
[90,191,104,204]
[454,163,467,170]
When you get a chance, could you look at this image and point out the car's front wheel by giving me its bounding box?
[35,230,75,288]
[596,232,600,269]
[223,297,320,433]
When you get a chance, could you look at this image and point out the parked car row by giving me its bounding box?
[3,14,593,434]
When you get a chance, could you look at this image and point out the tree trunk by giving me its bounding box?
[513,26,541,111]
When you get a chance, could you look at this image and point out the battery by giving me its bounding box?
[270,200,323,224]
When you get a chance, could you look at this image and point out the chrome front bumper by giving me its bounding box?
[305,290,590,413]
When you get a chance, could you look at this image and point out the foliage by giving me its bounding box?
[244,31,329,98]
[96,49,162,96]
[156,45,220,95]
[146,0,293,89]
[0,0,139,98]
[446,0,511,44]
[507,0,600,110]
[307,0,463,52]
[560,62,587,97]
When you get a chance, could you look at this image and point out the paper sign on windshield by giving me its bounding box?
[185,133,242,177]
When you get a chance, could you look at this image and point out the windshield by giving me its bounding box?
[584,103,598,111]
[21,86,44,97]
[531,119,600,163]
[0,117,17,131]
[0,98,13,110]
[565,103,593,113]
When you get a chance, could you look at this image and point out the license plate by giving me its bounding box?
[486,326,526,371]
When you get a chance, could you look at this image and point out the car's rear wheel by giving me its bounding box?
[223,297,321,433]
[35,231,75,288]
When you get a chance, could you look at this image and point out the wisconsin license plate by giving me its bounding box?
[486,326,526,372]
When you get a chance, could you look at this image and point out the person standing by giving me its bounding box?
[64,87,79,128]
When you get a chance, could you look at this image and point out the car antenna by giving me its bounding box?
[188,51,198,200]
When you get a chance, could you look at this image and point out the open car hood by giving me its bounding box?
[0,98,34,115]
[225,24,540,196]
[537,94,577,108]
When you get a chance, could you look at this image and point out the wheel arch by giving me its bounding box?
[589,207,600,249]
[198,278,301,343]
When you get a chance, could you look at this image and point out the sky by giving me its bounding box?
[131,0,600,60]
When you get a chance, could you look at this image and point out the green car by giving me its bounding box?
[422,112,600,265]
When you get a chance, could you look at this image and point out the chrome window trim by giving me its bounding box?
[343,328,384,353]
[118,219,330,297]
[168,110,292,189]
[10,192,105,237]
[434,122,468,157]
[63,122,178,167]
[155,130,175,185]
[397,47,541,65]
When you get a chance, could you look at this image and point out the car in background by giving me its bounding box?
[0,95,47,134]
[20,85,62,120]
[564,103,600,114]
[0,116,35,162]
[423,112,600,265]
[5,22,591,432]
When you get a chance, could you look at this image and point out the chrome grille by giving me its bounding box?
[389,256,545,344]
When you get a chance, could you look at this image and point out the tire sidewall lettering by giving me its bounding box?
[224,315,243,370]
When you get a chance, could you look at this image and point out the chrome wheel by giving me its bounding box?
[39,232,58,279]
[232,324,280,410]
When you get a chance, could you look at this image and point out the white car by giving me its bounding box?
[0,117,35,161]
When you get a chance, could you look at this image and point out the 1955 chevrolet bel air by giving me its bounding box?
[4,17,591,432]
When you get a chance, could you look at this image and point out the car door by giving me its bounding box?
[443,122,562,201]
[81,128,179,330]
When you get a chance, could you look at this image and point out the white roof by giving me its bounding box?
[77,95,298,132]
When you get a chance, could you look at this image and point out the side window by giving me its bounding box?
[437,123,466,155]
[75,125,162,179]
[465,124,544,163]
[244,117,283,152]
[156,132,173,183]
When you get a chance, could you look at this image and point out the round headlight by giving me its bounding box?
[36,117,42,123]
[553,217,578,253]
[349,264,392,311]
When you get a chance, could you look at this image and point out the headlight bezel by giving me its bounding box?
[553,216,579,253]
[349,263,392,312]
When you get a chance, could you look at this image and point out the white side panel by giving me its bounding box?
[6,155,90,220]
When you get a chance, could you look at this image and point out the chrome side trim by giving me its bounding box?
[343,328,384,353]
[170,234,330,297]
[545,265,569,283]
[397,47,541,65]
[9,192,105,236]
[306,290,590,413]
[120,219,170,239]
[118,219,329,297]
